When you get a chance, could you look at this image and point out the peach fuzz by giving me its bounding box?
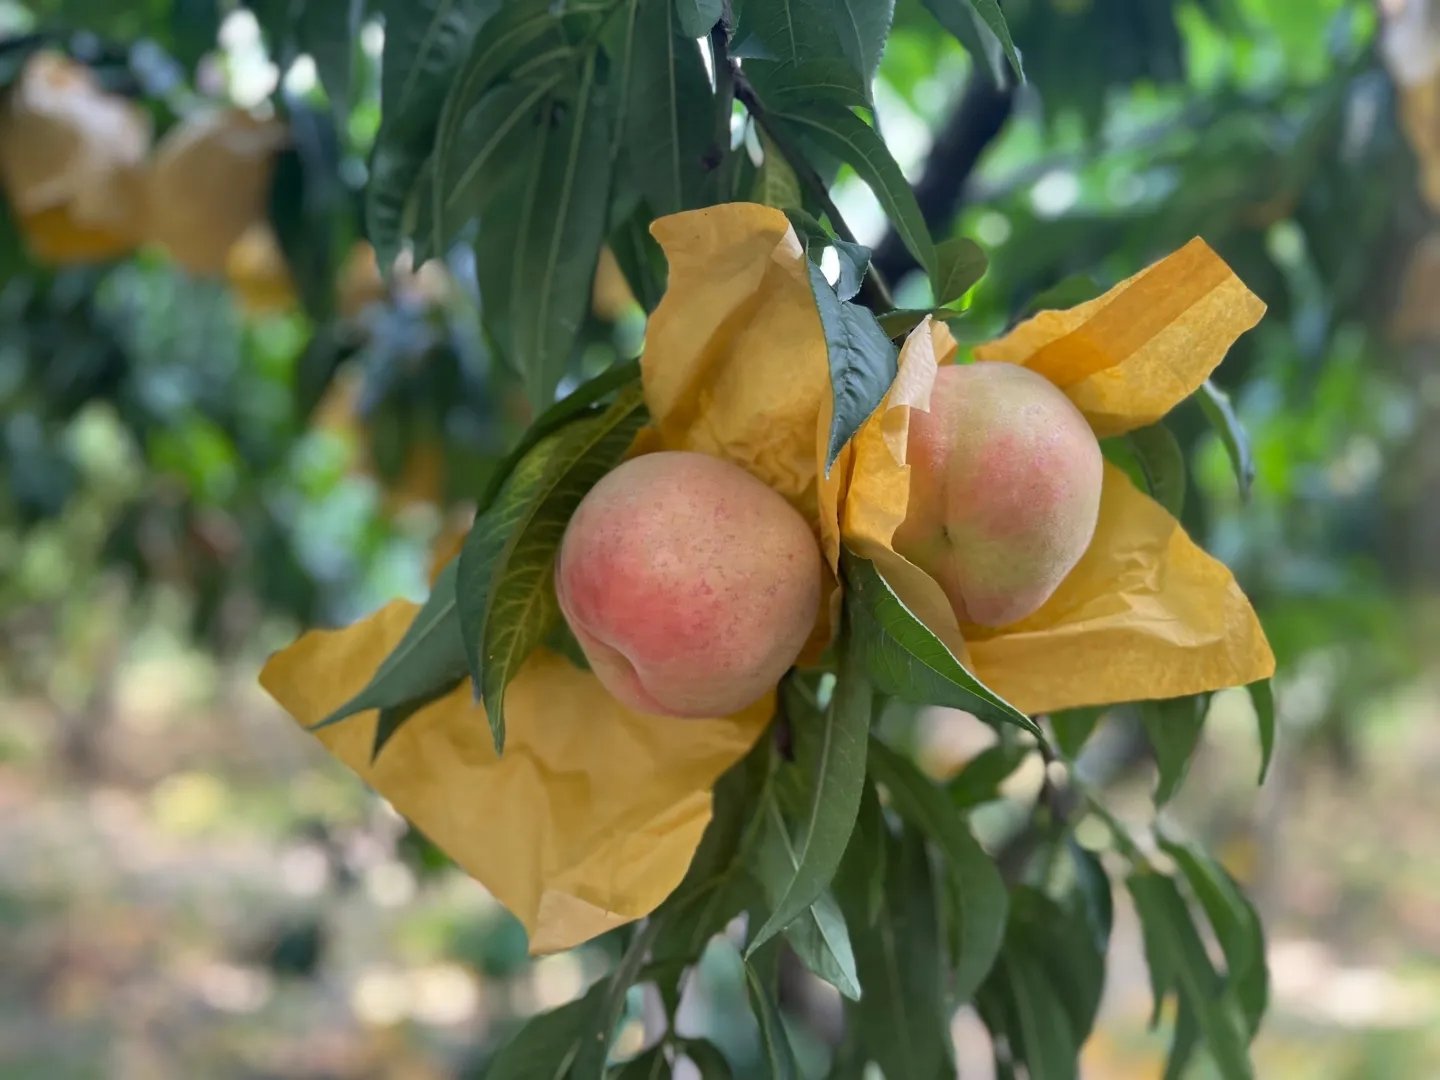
[892,361,1103,628]
[555,451,822,718]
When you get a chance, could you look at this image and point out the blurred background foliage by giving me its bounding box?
[0,0,1437,1076]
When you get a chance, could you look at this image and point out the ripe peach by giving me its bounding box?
[893,362,1102,627]
[555,451,822,717]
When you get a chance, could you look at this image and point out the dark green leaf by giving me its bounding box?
[1067,840,1113,957]
[995,948,1078,1080]
[919,0,1005,85]
[932,236,987,307]
[744,59,870,111]
[674,0,722,37]
[368,0,500,267]
[745,633,871,958]
[752,797,861,999]
[1140,694,1208,806]
[743,961,799,1080]
[831,239,871,303]
[371,675,465,762]
[297,0,361,116]
[947,740,1029,808]
[608,205,668,312]
[510,54,614,408]
[1023,273,1101,315]
[809,264,898,471]
[875,308,940,339]
[833,778,888,927]
[611,1045,667,1080]
[679,1038,735,1079]
[1248,679,1276,784]
[310,560,466,731]
[1127,422,1187,517]
[867,738,1007,1002]
[572,920,664,1079]
[767,104,935,278]
[1196,379,1255,501]
[1158,836,1268,1037]
[1050,706,1103,761]
[617,0,717,217]
[733,0,895,88]
[485,978,606,1079]
[473,384,649,750]
[478,359,641,513]
[961,0,1023,80]
[752,131,805,210]
[842,824,953,1080]
[1164,1004,1201,1080]
[844,554,1040,737]
[1127,872,1254,1080]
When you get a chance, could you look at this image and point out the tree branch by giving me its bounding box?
[871,70,1017,285]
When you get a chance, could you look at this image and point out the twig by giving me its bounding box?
[708,21,735,170]
[733,73,896,313]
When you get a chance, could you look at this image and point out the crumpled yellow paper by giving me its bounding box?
[0,51,151,263]
[843,235,1273,715]
[260,602,769,953]
[263,202,1276,952]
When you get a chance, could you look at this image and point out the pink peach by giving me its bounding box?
[555,451,822,717]
[893,362,1102,627]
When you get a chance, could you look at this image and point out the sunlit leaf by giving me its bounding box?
[932,236,987,307]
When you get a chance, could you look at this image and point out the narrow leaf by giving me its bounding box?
[933,236,987,307]
[679,1039,735,1079]
[999,949,1079,1080]
[1140,694,1208,806]
[947,740,1029,808]
[1248,678,1276,784]
[810,264,898,470]
[1196,379,1255,501]
[746,634,871,957]
[477,384,649,748]
[310,561,466,731]
[844,554,1039,737]
[571,919,663,1079]
[674,0,722,37]
[484,978,606,1079]
[961,0,1022,79]
[613,1046,668,1080]
[371,675,465,762]
[768,104,935,278]
[1127,422,1187,517]
[920,0,1006,85]
[867,738,1007,1002]
[1050,706,1103,761]
[743,962,799,1080]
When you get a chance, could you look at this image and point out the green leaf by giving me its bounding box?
[842,824,954,1080]
[679,1039,735,1078]
[995,949,1079,1080]
[484,978,607,1079]
[572,920,664,1079]
[368,0,500,268]
[752,797,861,1000]
[767,104,935,278]
[1050,706,1103,761]
[471,384,649,750]
[961,0,1023,80]
[608,205,668,312]
[932,236,987,307]
[752,130,805,210]
[947,740,1029,808]
[831,238,871,303]
[744,59,870,111]
[867,738,1007,1002]
[844,554,1040,738]
[1127,872,1254,1080]
[919,0,1005,85]
[510,54,615,408]
[745,633,871,958]
[732,0,895,88]
[875,308,941,339]
[674,0,722,37]
[1127,422,1187,517]
[433,77,564,254]
[1196,379,1255,501]
[809,264,898,471]
[371,675,464,762]
[1140,694,1208,806]
[617,0,717,217]
[612,1045,667,1080]
[833,778,888,927]
[477,359,641,513]
[310,560,466,732]
[1023,273,1101,316]
[1164,1004,1201,1080]
[743,961,800,1080]
[1248,679,1276,784]
[1158,836,1268,1037]
[297,0,361,117]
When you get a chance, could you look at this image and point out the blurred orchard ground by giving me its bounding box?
[0,0,1438,1077]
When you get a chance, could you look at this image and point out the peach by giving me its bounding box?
[555,451,822,717]
[893,362,1102,627]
